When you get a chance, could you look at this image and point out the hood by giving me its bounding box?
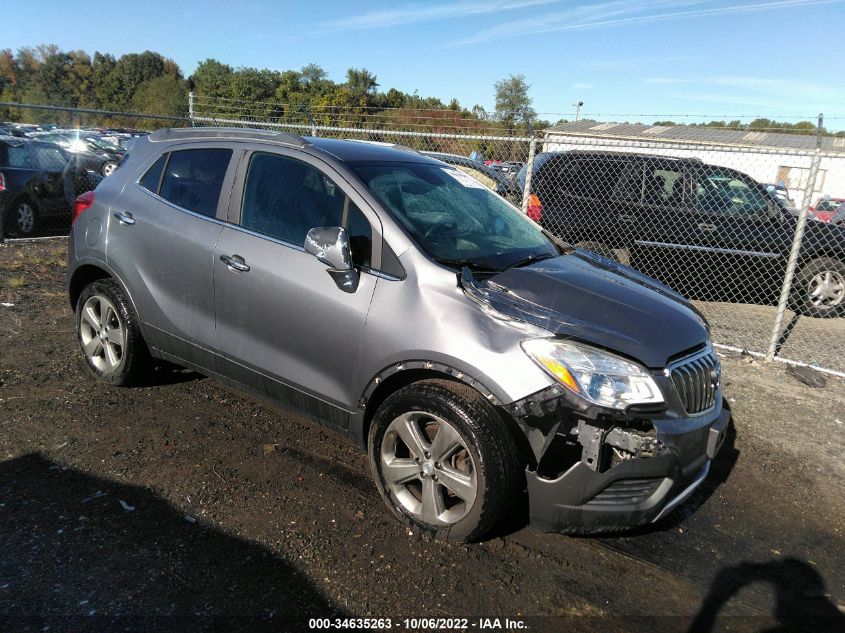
[461,251,709,368]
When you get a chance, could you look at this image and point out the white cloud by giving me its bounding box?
[321,0,562,31]
[573,83,594,90]
[455,0,833,46]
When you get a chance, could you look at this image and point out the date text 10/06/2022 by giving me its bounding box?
[307,617,528,630]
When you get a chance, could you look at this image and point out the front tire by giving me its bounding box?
[369,379,521,543]
[793,257,845,317]
[75,279,150,385]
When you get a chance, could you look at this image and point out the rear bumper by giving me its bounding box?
[525,405,730,533]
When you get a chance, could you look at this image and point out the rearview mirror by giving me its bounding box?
[304,226,359,293]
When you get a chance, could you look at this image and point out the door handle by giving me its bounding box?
[618,213,635,223]
[698,223,716,232]
[220,254,250,273]
[113,211,135,226]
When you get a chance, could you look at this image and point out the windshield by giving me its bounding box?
[354,162,557,270]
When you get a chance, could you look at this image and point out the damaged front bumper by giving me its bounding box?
[509,382,730,534]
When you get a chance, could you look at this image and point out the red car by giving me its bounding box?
[810,197,845,223]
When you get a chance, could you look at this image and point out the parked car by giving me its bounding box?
[0,135,100,237]
[485,160,524,179]
[30,130,125,176]
[420,151,521,204]
[810,197,845,223]
[68,128,729,541]
[517,151,845,317]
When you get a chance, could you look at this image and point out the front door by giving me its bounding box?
[212,150,378,427]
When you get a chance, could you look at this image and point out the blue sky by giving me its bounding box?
[6,0,844,127]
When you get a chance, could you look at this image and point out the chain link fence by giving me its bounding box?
[3,98,844,376]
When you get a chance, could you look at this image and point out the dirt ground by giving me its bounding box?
[1,239,844,633]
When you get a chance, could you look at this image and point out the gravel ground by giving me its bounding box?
[1,239,844,633]
[696,300,845,375]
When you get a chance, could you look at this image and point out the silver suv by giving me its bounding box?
[67,128,730,542]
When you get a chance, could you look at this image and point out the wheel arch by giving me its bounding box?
[68,261,142,326]
[353,360,506,451]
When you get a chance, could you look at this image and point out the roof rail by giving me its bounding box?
[148,127,310,148]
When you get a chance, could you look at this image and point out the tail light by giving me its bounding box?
[72,191,95,224]
[526,193,543,222]
[0,172,6,192]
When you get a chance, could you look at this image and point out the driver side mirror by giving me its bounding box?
[304,226,359,293]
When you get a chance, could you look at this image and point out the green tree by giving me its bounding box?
[345,67,378,94]
[300,63,326,86]
[494,74,535,125]
[189,58,234,99]
[132,75,188,116]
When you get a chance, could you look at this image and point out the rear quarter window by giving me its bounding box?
[139,154,168,193]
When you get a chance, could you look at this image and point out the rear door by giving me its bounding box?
[212,148,379,426]
[105,144,239,366]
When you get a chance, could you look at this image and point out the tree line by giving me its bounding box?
[0,45,544,137]
[2,45,834,140]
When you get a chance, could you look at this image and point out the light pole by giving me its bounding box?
[571,101,583,121]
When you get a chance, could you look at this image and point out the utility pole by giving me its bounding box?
[572,101,584,121]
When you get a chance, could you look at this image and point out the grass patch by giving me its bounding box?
[7,277,26,288]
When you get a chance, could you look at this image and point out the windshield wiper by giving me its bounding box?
[504,252,556,269]
[433,257,504,273]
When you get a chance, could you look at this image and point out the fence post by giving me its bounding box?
[766,113,824,360]
[188,92,195,127]
[521,135,538,215]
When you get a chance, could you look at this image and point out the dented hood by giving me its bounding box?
[463,251,709,368]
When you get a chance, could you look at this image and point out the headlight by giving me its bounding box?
[521,339,664,410]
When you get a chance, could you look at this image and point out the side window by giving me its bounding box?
[643,164,686,207]
[347,203,372,268]
[139,154,167,194]
[240,152,346,246]
[159,149,232,217]
[8,145,33,168]
[697,170,770,219]
[612,162,644,202]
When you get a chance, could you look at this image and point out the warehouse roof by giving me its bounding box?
[543,120,845,153]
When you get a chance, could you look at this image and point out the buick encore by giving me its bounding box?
[67,128,729,542]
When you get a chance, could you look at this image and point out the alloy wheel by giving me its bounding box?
[381,411,478,526]
[808,270,845,308]
[79,294,125,372]
[16,203,34,234]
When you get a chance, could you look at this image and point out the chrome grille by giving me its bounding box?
[671,350,719,414]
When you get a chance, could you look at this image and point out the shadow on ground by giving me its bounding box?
[688,558,845,633]
[0,453,345,632]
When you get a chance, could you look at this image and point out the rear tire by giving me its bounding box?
[4,197,38,238]
[792,257,845,318]
[75,279,151,385]
[368,379,521,543]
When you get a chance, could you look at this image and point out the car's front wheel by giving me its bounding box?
[76,279,150,385]
[793,257,845,317]
[369,379,521,542]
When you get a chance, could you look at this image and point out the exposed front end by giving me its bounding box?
[511,343,730,533]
